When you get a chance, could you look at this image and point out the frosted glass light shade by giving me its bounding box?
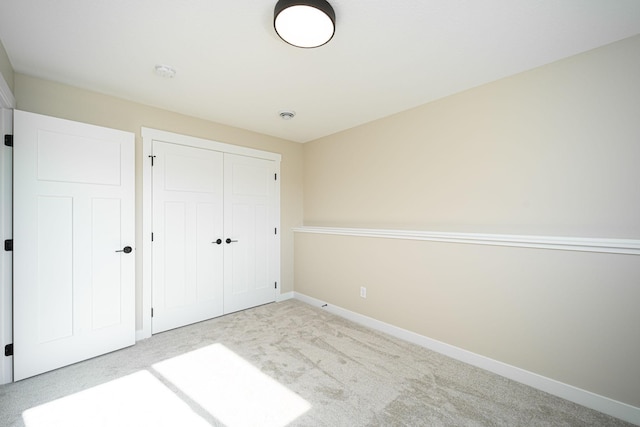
[274,0,335,48]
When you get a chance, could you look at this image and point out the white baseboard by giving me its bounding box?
[135,329,151,342]
[277,291,294,302]
[293,292,640,425]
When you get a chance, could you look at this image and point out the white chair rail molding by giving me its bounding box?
[293,226,640,255]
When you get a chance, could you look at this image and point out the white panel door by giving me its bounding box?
[223,154,277,314]
[13,110,135,381]
[152,142,224,334]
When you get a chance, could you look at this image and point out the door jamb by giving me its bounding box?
[0,72,16,385]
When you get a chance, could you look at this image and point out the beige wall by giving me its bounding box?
[0,39,14,93]
[14,74,304,330]
[304,35,640,238]
[297,35,640,407]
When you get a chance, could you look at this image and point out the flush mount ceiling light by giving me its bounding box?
[274,0,335,48]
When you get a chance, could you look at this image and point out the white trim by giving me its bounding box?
[273,161,282,303]
[0,71,15,109]
[293,292,640,425]
[139,135,153,340]
[140,128,282,340]
[293,226,640,256]
[135,329,150,342]
[276,291,294,302]
[0,108,13,384]
[0,72,14,384]
[141,127,281,162]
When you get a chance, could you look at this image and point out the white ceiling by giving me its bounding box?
[1,1,640,143]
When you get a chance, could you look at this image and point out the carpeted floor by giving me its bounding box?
[0,299,633,426]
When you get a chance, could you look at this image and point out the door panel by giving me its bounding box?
[163,201,188,308]
[36,196,73,342]
[36,129,122,185]
[152,142,224,334]
[14,111,135,380]
[196,203,219,301]
[223,154,276,314]
[92,198,124,329]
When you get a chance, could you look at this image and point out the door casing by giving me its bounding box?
[0,89,15,385]
[0,107,13,384]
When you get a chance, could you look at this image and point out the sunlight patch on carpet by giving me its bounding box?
[22,370,210,427]
[153,343,311,426]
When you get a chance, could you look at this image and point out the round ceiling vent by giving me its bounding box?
[279,110,296,120]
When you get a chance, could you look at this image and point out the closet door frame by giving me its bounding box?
[141,128,281,340]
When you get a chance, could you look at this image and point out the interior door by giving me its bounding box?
[223,153,277,314]
[151,141,224,334]
[13,110,135,381]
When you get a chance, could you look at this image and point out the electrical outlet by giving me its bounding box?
[360,286,367,298]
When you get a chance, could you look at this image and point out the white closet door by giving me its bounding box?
[13,110,135,381]
[152,141,224,334]
[223,153,277,314]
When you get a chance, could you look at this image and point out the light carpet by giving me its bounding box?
[0,299,632,426]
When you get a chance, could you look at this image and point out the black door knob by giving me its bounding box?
[213,239,222,245]
[116,246,133,253]
[226,238,238,244]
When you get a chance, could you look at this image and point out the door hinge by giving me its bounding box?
[274,228,277,235]
[4,343,13,357]
[151,308,154,318]
[4,239,12,251]
[274,173,277,181]
[149,155,156,166]
[4,135,12,147]
[274,282,277,289]
[151,232,154,242]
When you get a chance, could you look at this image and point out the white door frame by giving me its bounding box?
[140,128,282,340]
[0,71,16,385]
